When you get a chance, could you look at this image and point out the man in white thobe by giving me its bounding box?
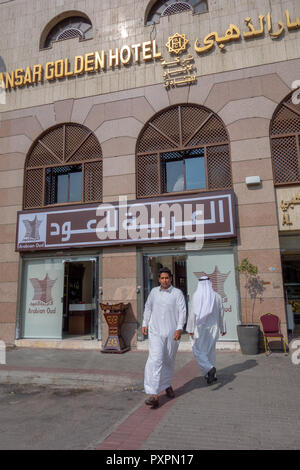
[142,267,186,409]
[187,276,226,385]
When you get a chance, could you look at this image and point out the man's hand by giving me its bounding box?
[173,329,182,341]
[142,326,148,336]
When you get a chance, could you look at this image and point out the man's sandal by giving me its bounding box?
[145,396,159,408]
[206,367,217,385]
[165,386,175,399]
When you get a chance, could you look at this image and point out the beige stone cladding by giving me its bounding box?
[1,0,300,344]
[0,162,23,343]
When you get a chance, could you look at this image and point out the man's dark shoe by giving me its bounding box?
[206,367,217,385]
[145,396,159,408]
[165,386,175,399]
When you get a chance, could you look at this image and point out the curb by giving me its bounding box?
[137,339,240,351]
[15,339,103,351]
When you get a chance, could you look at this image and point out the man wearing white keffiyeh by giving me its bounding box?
[186,276,226,384]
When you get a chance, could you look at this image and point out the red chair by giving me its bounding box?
[260,313,287,355]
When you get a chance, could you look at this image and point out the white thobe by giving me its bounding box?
[142,285,186,395]
[186,292,226,377]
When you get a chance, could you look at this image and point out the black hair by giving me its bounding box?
[158,267,172,278]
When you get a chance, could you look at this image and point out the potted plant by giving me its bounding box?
[236,258,265,354]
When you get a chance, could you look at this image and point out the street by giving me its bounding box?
[1,349,300,451]
[0,383,144,450]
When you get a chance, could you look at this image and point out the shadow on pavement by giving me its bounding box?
[174,359,258,398]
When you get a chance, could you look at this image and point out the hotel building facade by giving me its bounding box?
[1,0,300,350]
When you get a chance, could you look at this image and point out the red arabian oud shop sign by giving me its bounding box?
[16,191,236,252]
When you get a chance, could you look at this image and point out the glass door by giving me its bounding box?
[140,247,239,341]
[62,257,99,339]
[22,258,65,339]
[186,249,239,340]
[142,253,188,332]
[143,254,187,299]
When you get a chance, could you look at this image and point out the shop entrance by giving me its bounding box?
[144,254,187,299]
[63,260,97,338]
[20,255,99,340]
[282,255,300,338]
[143,254,188,332]
[142,247,239,341]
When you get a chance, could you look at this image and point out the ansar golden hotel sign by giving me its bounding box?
[1,10,299,91]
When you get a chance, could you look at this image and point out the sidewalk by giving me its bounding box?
[0,346,299,450]
[97,350,300,450]
[0,347,148,390]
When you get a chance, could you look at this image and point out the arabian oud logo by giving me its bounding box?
[194,266,230,303]
[22,215,42,242]
[30,273,57,305]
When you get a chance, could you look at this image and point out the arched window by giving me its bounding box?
[24,123,103,209]
[145,0,208,25]
[136,104,231,198]
[41,13,93,49]
[270,93,300,185]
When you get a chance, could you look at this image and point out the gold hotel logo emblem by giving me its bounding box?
[166,33,189,55]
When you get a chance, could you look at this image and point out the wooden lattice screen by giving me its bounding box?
[271,94,300,185]
[24,123,103,209]
[136,104,231,198]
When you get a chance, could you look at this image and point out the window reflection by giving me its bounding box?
[162,149,206,193]
[166,160,185,192]
[45,165,82,205]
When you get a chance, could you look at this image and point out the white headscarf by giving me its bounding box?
[192,276,216,325]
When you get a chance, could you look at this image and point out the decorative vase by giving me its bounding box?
[100,302,130,354]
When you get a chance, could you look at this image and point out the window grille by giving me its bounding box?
[146,0,208,25]
[270,94,300,185]
[136,104,231,198]
[162,2,192,17]
[43,16,92,48]
[24,123,103,209]
[56,28,83,42]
